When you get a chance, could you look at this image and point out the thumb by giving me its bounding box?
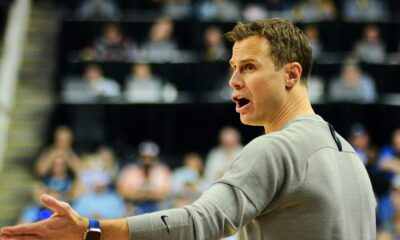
[40,194,70,215]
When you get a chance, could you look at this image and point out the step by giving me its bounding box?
[9,118,47,130]
[13,98,53,107]
[20,64,55,73]
[31,9,59,19]
[21,56,57,65]
[3,156,35,164]
[7,131,41,142]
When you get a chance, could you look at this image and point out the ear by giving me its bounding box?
[285,62,302,90]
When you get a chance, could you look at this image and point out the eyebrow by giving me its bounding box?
[229,58,258,68]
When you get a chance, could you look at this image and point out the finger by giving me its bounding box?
[39,194,70,215]
[0,222,43,236]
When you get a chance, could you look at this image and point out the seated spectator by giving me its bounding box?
[343,0,388,22]
[75,0,121,20]
[35,126,80,177]
[241,0,293,20]
[18,183,64,223]
[204,127,242,186]
[117,141,172,214]
[242,3,268,21]
[379,128,400,177]
[352,24,386,63]
[196,0,241,22]
[304,24,323,60]
[264,0,293,18]
[347,123,386,200]
[292,0,337,22]
[63,64,121,102]
[307,75,325,103]
[139,16,179,62]
[348,123,378,166]
[172,152,204,198]
[73,172,125,219]
[125,62,177,103]
[161,0,193,20]
[378,177,400,240]
[202,25,228,62]
[40,154,82,201]
[78,146,119,193]
[81,23,135,61]
[328,61,377,103]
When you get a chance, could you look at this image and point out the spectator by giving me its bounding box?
[202,26,228,62]
[343,0,389,22]
[196,0,241,22]
[76,0,121,20]
[161,0,193,19]
[240,0,294,20]
[125,62,177,103]
[264,0,293,18]
[292,0,337,22]
[139,16,179,62]
[348,123,377,166]
[172,152,204,198]
[203,127,242,186]
[73,172,125,219]
[347,123,387,205]
[304,24,323,60]
[328,61,377,103]
[18,183,64,224]
[35,126,80,178]
[63,64,121,101]
[378,178,400,240]
[379,129,400,177]
[78,146,119,193]
[117,141,172,214]
[40,154,82,201]
[81,23,135,61]
[352,24,386,63]
[307,75,325,103]
[242,3,268,21]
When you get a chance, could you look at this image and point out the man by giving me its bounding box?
[0,18,376,240]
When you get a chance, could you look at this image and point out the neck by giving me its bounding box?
[264,86,314,133]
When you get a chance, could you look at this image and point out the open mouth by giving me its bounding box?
[237,98,250,108]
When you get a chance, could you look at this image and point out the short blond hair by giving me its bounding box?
[225,18,312,83]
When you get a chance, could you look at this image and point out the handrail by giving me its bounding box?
[0,0,31,172]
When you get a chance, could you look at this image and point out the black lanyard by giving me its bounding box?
[328,123,342,152]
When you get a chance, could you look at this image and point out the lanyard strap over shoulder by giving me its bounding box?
[328,123,342,152]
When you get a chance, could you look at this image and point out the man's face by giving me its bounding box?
[229,35,287,127]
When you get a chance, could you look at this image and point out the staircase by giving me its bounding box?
[0,4,59,227]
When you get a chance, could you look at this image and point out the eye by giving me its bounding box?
[242,64,256,73]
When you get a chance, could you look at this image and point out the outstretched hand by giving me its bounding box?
[0,194,88,240]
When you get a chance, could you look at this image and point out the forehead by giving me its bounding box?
[229,35,270,64]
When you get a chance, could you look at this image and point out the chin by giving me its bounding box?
[240,116,262,126]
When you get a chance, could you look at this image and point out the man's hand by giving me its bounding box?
[0,194,88,240]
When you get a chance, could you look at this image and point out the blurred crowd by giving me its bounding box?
[21,122,400,239]
[56,0,400,104]
[20,126,242,238]
[69,0,392,22]
[15,0,400,239]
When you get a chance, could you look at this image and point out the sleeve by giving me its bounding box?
[217,136,287,213]
[127,183,258,240]
[127,137,289,239]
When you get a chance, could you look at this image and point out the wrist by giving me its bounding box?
[78,216,89,238]
[83,218,102,240]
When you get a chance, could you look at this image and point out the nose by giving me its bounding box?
[229,71,244,90]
